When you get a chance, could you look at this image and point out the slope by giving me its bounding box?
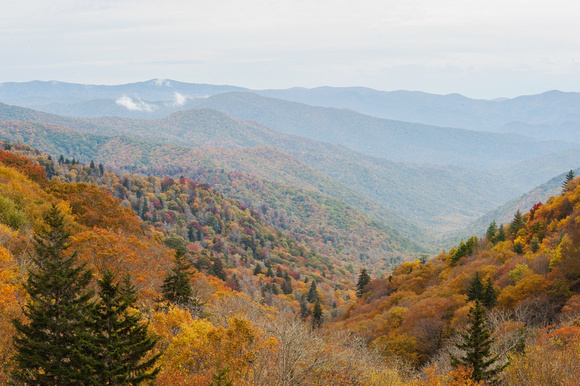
[190,91,580,170]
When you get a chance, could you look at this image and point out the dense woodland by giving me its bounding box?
[1,141,580,384]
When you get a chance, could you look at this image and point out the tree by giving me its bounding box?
[451,300,507,382]
[486,220,498,241]
[311,301,323,329]
[161,250,197,308]
[12,204,94,384]
[307,280,318,303]
[509,210,525,236]
[467,272,484,302]
[482,278,498,309]
[563,169,576,194]
[88,271,160,384]
[356,268,371,298]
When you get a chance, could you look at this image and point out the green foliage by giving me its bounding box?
[88,271,160,384]
[486,220,498,241]
[161,250,199,309]
[563,169,575,194]
[509,210,525,236]
[449,236,478,266]
[307,281,319,303]
[312,301,323,329]
[12,204,95,384]
[451,300,507,382]
[356,268,371,298]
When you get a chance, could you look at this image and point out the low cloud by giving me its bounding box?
[115,96,158,112]
[165,92,188,107]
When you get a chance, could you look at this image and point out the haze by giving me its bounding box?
[2,0,579,99]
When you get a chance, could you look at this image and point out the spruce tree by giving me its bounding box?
[451,300,507,382]
[300,298,311,321]
[486,220,498,241]
[356,268,371,298]
[563,169,576,194]
[307,280,318,303]
[12,204,94,384]
[161,250,195,307]
[311,301,323,329]
[87,271,160,385]
[482,278,498,309]
[467,272,484,302]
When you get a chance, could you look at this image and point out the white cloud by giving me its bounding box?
[164,92,188,107]
[115,96,157,112]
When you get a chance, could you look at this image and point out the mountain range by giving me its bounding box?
[1,79,580,252]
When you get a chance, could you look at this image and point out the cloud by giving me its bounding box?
[164,92,188,107]
[115,96,157,112]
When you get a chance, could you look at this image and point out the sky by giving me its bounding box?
[1,0,579,99]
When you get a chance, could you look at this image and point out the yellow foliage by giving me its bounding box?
[497,273,547,308]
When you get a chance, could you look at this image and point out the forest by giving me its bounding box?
[1,141,580,384]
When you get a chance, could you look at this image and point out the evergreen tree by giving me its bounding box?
[509,210,525,236]
[12,204,94,384]
[253,263,263,276]
[161,250,197,308]
[486,220,498,241]
[467,272,484,302]
[482,278,498,309]
[563,169,576,193]
[356,268,371,298]
[311,301,323,329]
[451,300,507,382]
[88,271,160,384]
[265,266,274,278]
[210,256,227,281]
[493,224,506,243]
[307,280,318,303]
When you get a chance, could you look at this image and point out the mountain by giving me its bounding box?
[0,79,245,106]
[467,168,580,237]
[190,91,580,170]
[0,105,534,235]
[256,87,580,137]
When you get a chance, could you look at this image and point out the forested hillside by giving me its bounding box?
[2,140,580,384]
[2,104,574,235]
[0,142,405,384]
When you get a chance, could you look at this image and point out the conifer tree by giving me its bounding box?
[312,301,323,329]
[88,271,160,384]
[493,224,506,243]
[307,280,318,303]
[482,278,498,309]
[509,210,525,236]
[161,250,197,308]
[12,204,94,384]
[356,268,371,298]
[451,300,507,382]
[486,220,498,241]
[467,272,484,302]
[562,169,576,194]
[253,263,263,275]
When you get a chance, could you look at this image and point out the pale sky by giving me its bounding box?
[1,0,579,99]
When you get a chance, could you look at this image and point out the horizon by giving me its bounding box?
[0,78,576,101]
[2,1,579,100]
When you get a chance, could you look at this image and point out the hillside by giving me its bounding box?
[332,176,580,384]
[190,91,580,170]
[257,87,580,137]
[0,144,407,384]
[0,116,527,236]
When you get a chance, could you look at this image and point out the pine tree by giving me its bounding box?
[509,210,525,236]
[161,250,198,308]
[482,278,498,309]
[486,220,498,241]
[562,169,576,194]
[12,204,94,384]
[307,280,318,303]
[88,271,160,384]
[493,224,506,243]
[356,268,371,297]
[451,300,507,382]
[311,301,323,329]
[467,271,484,302]
[253,263,263,275]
